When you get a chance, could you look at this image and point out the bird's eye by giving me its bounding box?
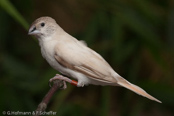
[41,23,45,27]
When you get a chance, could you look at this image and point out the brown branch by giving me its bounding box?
[33,79,65,116]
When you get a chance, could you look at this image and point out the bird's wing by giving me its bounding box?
[54,39,162,103]
[54,42,117,83]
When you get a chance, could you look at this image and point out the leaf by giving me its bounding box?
[0,0,29,30]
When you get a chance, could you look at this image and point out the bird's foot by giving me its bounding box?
[60,81,67,89]
[49,74,78,88]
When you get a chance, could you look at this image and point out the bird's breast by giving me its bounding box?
[40,41,65,73]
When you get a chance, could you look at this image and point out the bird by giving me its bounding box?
[28,16,161,103]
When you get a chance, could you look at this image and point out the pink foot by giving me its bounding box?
[49,74,78,89]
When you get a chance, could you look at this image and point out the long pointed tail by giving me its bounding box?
[116,76,161,103]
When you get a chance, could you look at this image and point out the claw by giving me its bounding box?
[49,77,55,87]
[60,81,67,89]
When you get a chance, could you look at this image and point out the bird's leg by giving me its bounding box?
[49,74,78,89]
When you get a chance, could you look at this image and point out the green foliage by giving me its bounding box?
[0,0,29,29]
[0,0,174,116]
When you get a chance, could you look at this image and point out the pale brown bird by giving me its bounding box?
[28,16,161,103]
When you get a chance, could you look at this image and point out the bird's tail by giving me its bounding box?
[116,76,161,103]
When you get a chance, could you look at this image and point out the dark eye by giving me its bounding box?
[41,23,45,27]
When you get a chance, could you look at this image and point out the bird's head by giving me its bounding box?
[28,16,59,38]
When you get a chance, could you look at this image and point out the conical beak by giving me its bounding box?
[28,26,40,35]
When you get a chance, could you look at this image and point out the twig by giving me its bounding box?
[33,79,64,116]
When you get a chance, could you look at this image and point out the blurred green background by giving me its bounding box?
[0,0,174,116]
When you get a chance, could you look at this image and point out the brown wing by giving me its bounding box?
[54,40,162,103]
[54,43,117,83]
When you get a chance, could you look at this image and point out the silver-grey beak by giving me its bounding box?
[28,26,40,35]
[28,26,36,35]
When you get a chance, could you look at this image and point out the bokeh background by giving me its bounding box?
[0,0,174,116]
